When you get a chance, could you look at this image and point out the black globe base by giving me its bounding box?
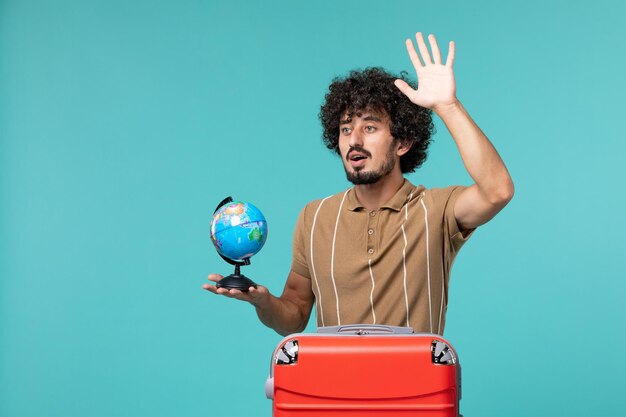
[216,274,258,292]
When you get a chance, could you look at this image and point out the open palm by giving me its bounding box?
[394,33,457,111]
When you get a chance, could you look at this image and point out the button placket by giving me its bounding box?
[366,210,379,256]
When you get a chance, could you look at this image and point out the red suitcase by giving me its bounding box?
[266,325,462,417]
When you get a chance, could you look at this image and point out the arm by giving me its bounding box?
[203,269,314,336]
[435,101,514,229]
[394,32,514,230]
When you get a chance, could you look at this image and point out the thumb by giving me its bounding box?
[394,79,414,98]
[207,273,224,283]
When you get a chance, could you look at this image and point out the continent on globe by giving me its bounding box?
[224,203,245,216]
[248,226,263,242]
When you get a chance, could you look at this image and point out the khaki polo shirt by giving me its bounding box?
[291,179,473,334]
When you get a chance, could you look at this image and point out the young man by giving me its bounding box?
[203,33,514,336]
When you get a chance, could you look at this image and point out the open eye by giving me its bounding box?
[341,127,352,135]
[365,126,376,133]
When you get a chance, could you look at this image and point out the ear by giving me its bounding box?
[395,139,412,157]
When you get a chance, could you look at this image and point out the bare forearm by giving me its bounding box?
[435,100,514,202]
[254,295,308,336]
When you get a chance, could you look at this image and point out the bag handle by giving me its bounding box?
[316,324,414,335]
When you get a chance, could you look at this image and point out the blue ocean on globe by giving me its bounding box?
[210,201,268,261]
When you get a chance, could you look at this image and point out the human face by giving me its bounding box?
[338,110,400,185]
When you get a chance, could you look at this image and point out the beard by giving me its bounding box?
[344,142,397,185]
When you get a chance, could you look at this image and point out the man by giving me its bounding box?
[203,33,514,336]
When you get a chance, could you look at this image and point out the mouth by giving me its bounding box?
[348,152,368,168]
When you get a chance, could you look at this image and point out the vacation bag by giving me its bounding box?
[265,324,462,416]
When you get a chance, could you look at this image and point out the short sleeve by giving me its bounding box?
[443,186,476,254]
[291,206,311,278]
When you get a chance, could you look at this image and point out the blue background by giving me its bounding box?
[1,0,625,416]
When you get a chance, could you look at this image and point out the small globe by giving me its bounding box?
[210,201,268,262]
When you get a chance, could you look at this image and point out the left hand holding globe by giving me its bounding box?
[203,273,271,306]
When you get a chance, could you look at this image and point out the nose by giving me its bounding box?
[348,128,363,148]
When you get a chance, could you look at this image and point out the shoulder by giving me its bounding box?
[420,185,467,212]
[423,185,466,201]
[303,188,351,215]
[297,188,352,225]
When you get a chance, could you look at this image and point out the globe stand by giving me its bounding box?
[213,196,259,292]
[216,256,258,292]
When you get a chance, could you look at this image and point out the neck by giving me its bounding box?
[353,170,405,211]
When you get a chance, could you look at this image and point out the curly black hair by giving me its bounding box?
[319,67,434,173]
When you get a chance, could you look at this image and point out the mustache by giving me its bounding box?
[346,146,371,161]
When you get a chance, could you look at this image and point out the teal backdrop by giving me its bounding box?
[1,0,625,416]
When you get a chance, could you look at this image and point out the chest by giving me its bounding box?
[310,205,435,264]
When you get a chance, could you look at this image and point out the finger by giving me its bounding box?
[428,34,442,65]
[394,79,415,97]
[248,286,267,298]
[248,285,267,297]
[207,273,223,283]
[216,287,234,297]
[249,287,271,307]
[415,32,433,65]
[202,283,218,293]
[405,38,423,68]
[228,289,249,299]
[445,41,455,67]
[229,289,255,302]
[249,285,268,293]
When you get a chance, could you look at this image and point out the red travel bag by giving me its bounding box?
[265,324,462,417]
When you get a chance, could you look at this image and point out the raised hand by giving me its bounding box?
[394,32,457,112]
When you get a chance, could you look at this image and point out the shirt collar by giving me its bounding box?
[346,179,424,212]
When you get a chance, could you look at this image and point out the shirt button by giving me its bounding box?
[368,229,374,235]
[368,248,374,254]
[370,211,376,217]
